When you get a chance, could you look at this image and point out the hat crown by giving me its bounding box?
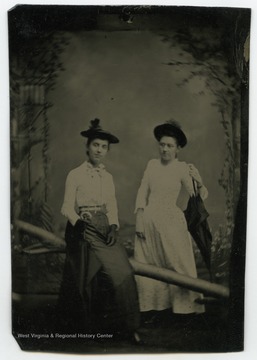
[165,119,182,129]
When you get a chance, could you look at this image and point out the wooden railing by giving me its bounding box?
[14,220,229,300]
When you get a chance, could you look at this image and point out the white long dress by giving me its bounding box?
[134,158,205,314]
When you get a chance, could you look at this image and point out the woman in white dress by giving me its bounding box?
[134,120,208,322]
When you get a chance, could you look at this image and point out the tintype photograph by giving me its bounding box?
[9,4,250,354]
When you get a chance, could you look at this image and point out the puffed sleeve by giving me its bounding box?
[105,174,119,228]
[61,171,80,226]
[134,161,151,213]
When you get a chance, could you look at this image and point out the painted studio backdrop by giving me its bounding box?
[9,5,250,354]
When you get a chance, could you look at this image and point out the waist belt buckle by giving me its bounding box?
[81,211,93,221]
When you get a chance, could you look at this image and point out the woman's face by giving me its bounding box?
[159,136,180,163]
[87,138,109,166]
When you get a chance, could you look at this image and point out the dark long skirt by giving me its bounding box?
[57,212,140,334]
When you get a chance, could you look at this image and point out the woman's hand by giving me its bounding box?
[136,209,145,239]
[188,163,203,187]
[106,224,118,246]
[188,163,208,200]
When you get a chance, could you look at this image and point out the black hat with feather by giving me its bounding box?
[154,119,187,148]
[80,118,119,144]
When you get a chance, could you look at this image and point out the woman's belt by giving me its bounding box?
[79,205,104,211]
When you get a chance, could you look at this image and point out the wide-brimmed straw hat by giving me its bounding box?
[153,120,187,148]
[80,118,119,144]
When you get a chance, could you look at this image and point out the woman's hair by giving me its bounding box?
[158,132,179,146]
[86,136,110,147]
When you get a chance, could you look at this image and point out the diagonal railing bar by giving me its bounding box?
[14,220,229,300]
[130,259,229,299]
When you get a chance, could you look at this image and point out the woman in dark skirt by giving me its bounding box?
[57,119,140,342]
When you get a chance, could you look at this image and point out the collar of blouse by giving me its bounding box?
[85,161,105,176]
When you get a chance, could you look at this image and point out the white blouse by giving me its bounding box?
[61,161,119,227]
[135,159,208,213]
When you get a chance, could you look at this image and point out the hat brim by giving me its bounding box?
[80,129,119,144]
[154,124,187,148]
